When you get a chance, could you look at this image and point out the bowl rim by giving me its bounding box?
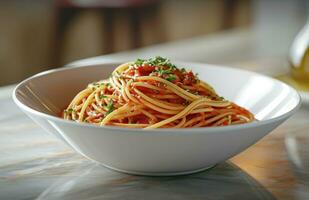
[12,61,302,134]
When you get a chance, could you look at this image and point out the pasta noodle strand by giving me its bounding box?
[63,57,254,129]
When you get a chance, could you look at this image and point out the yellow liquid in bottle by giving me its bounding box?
[291,47,309,84]
[277,23,309,91]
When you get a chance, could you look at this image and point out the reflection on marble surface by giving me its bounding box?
[284,106,309,200]
[36,163,276,200]
[1,161,276,200]
[285,119,309,185]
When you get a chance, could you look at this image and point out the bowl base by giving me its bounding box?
[100,163,216,176]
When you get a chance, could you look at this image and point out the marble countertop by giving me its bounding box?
[1,93,309,200]
[1,29,309,200]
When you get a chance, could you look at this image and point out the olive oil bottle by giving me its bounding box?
[278,22,309,91]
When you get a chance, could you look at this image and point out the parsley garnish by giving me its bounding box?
[105,101,114,115]
[64,108,74,114]
[154,69,172,75]
[134,58,144,66]
[133,56,176,69]
[166,75,176,82]
[99,95,107,99]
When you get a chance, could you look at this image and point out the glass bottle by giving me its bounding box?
[288,21,309,90]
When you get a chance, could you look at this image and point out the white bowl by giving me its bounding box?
[13,61,301,176]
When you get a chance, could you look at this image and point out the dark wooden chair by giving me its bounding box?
[52,0,244,66]
[52,0,161,66]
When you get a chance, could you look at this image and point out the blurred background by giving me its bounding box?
[1,0,308,86]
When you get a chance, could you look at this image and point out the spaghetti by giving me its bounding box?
[63,57,254,129]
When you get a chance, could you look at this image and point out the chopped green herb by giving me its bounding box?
[180,68,186,73]
[64,108,74,114]
[133,56,176,69]
[154,68,172,75]
[134,58,144,66]
[166,75,176,82]
[99,95,107,99]
[105,101,114,115]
